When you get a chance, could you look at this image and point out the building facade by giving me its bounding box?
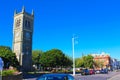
[110,58,120,71]
[13,7,34,71]
[92,52,111,70]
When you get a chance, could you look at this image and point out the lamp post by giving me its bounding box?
[72,37,75,76]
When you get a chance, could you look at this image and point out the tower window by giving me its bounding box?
[28,21,30,28]
[25,20,27,27]
[25,20,31,29]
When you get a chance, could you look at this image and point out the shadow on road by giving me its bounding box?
[23,72,43,79]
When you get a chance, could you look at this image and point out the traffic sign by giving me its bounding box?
[0,58,4,71]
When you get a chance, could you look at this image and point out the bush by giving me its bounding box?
[2,69,18,76]
[51,69,57,73]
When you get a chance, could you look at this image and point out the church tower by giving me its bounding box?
[13,7,34,72]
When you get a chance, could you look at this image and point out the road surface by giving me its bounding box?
[23,71,120,80]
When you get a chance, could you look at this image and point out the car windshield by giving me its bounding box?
[47,76,64,80]
[38,76,67,80]
[37,74,74,80]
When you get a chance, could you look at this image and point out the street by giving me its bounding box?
[74,71,120,80]
[23,71,120,80]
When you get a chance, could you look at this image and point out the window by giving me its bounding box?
[25,20,31,28]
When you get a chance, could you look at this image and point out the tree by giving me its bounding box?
[75,58,84,67]
[83,55,94,68]
[32,50,43,69]
[75,55,94,69]
[62,55,72,67]
[0,46,19,69]
[40,49,63,68]
[94,60,104,69]
[40,49,72,70]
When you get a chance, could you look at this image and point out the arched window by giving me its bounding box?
[25,20,31,28]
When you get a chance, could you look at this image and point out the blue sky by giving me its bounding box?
[0,0,120,59]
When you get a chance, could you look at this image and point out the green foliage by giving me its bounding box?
[32,50,43,65]
[40,49,62,67]
[40,49,72,68]
[2,69,17,76]
[83,55,94,68]
[32,49,72,71]
[63,55,72,67]
[75,58,84,67]
[75,55,94,69]
[94,60,104,68]
[0,46,19,68]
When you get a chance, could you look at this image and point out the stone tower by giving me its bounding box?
[13,7,34,72]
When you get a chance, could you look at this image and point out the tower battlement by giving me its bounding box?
[14,6,34,17]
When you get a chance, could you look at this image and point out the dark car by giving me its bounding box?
[100,68,108,74]
[36,73,75,80]
[81,69,89,75]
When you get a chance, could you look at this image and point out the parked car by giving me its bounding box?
[100,68,108,74]
[89,69,95,75]
[36,73,75,80]
[81,69,89,75]
[95,70,100,74]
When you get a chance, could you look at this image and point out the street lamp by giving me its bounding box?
[72,36,75,76]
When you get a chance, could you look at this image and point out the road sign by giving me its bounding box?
[0,57,4,71]
[0,57,3,80]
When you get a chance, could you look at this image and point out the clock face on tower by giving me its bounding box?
[16,19,21,27]
[25,32,30,39]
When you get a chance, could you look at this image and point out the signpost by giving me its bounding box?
[0,57,4,80]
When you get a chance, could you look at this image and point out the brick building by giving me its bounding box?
[92,52,111,70]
